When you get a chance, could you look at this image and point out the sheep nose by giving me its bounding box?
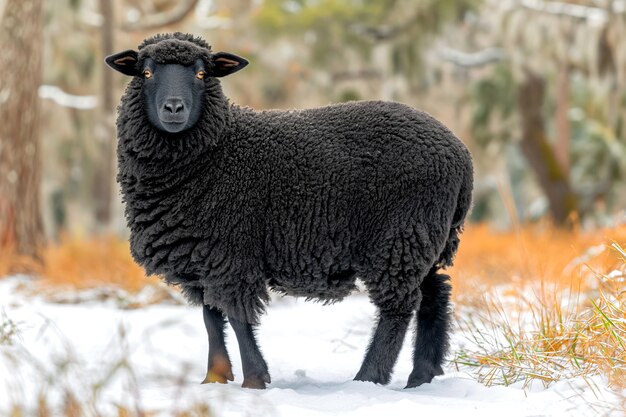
[163,98,184,114]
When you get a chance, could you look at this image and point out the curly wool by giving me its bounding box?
[117,33,473,324]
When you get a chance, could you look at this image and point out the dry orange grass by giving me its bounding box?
[1,222,625,294]
[450,224,626,391]
[450,222,626,296]
[0,243,40,278]
[0,234,155,292]
[38,235,156,292]
[3,224,626,311]
[453,271,626,388]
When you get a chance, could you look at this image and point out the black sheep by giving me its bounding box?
[106,32,473,390]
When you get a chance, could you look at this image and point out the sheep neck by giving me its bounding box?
[116,77,232,225]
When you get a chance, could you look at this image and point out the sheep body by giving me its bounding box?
[120,99,471,323]
[112,33,473,388]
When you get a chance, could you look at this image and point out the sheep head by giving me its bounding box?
[105,33,248,134]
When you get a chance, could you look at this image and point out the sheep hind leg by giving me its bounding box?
[229,316,271,389]
[354,310,413,385]
[201,305,234,384]
[406,267,452,388]
[356,226,428,385]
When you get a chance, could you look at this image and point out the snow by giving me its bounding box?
[0,276,623,416]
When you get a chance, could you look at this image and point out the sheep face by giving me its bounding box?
[140,58,207,133]
[105,37,249,134]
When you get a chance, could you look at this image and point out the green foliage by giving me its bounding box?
[255,0,383,69]
[471,58,626,218]
[337,88,361,103]
[255,0,418,33]
[470,63,517,147]
[69,0,82,11]
[255,0,379,34]
[564,77,626,212]
[254,0,483,82]
[262,80,289,105]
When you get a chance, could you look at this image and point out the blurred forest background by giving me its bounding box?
[1,2,626,412]
[1,0,626,267]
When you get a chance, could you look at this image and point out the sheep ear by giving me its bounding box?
[105,50,140,76]
[211,52,248,77]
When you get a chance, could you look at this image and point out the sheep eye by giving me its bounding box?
[196,70,206,80]
[143,69,152,79]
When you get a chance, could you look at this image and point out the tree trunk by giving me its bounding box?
[517,71,578,226]
[0,0,45,259]
[93,0,200,231]
[555,64,571,172]
[93,0,115,229]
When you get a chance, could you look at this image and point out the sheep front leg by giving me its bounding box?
[228,316,271,389]
[201,305,234,384]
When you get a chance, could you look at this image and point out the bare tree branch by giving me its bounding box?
[350,23,406,41]
[439,47,505,68]
[332,69,382,82]
[121,0,199,32]
[38,85,97,110]
[349,5,436,42]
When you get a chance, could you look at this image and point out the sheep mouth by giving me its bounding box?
[159,120,187,133]
[159,113,188,123]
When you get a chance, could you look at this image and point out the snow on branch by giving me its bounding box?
[439,47,505,68]
[195,0,232,29]
[38,85,97,110]
[80,8,104,27]
[121,0,198,32]
[519,0,626,23]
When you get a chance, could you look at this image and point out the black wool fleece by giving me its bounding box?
[116,32,474,325]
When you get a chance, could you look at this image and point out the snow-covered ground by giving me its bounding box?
[0,276,622,416]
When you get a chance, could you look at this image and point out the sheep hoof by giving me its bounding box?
[353,366,390,385]
[241,373,271,389]
[201,371,233,384]
[405,362,443,388]
[201,361,235,384]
